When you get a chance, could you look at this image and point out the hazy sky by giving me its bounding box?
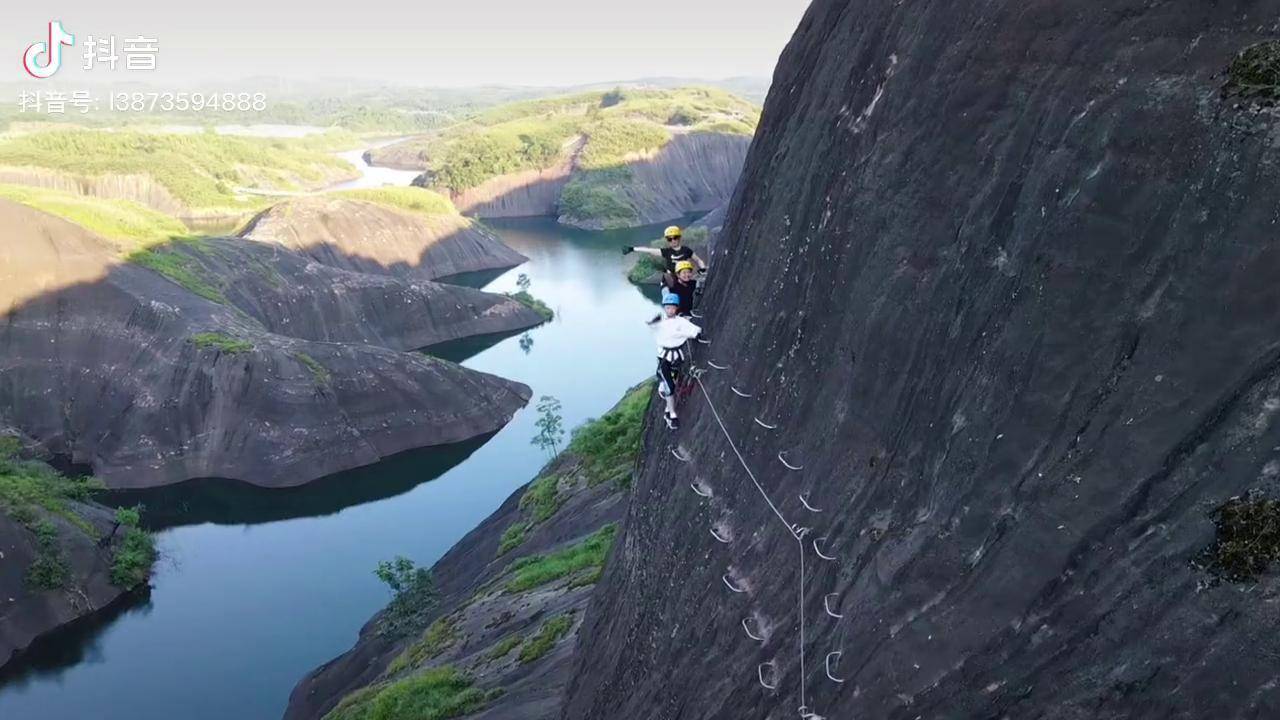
[4,1,812,87]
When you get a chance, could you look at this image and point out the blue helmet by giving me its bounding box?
[661,291,681,307]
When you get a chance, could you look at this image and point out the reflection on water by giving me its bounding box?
[102,435,493,531]
[0,215,679,720]
[0,590,152,689]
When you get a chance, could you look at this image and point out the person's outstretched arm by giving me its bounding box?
[624,245,663,257]
[692,251,708,270]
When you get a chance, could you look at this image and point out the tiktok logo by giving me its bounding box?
[23,21,75,79]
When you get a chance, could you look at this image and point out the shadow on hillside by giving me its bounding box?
[101,433,496,531]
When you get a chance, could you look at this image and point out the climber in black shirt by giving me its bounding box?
[622,225,707,289]
[668,260,698,316]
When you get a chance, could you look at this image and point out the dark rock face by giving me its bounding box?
[240,197,528,282]
[565,2,1280,720]
[167,238,543,352]
[0,202,533,489]
[0,502,132,672]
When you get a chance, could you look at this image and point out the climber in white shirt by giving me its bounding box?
[648,290,703,430]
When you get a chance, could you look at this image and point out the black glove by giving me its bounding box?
[622,246,635,255]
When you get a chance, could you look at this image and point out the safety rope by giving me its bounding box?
[693,373,811,716]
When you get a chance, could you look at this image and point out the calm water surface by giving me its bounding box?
[0,216,674,720]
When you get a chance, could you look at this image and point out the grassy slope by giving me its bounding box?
[353,383,653,715]
[0,128,358,214]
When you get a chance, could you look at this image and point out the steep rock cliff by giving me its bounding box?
[565,2,1280,719]
[0,201,532,489]
[558,132,750,230]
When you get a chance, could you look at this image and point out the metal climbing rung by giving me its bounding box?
[691,311,704,319]
[813,537,837,561]
[824,593,842,619]
[825,652,845,683]
[799,494,821,513]
[778,451,803,470]
[798,706,825,720]
[742,618,765,641]
[755,417,778,430]
[758,663,778,690]
[696,337,711,345]
[671,447,691,462]
[710,527,731,544]
[723,574,746,593]
[691,483,712,498]
[731,386,753,398]
[707,360,729,370]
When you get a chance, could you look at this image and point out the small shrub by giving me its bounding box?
[569,383,652,487]
[111,526,156,589]
[1195,492,1280,582]
[190,332,254,354]
[128,243,228,304]
[375,557,440,638]
[518,613,574,664]
[506,291,553,321]
[1226,41,1280,103]
[0,436,21,459]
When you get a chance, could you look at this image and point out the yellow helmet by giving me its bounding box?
[675,260,696,274]
[664,225,683,240]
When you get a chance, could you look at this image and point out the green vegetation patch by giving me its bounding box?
[517,613,574,664]
[485,633,524,661]
[0,183,188,252]
[295,352,331,385]
[433,116,579,192]
[0,128,354,213]
[559,170,638,228]
[0,452,101,536]
[333,187,458,217]
[497,520,529,556]
[506,291,554,321]
[569,383,652,487]
[505,523,617,594]
[110,506,156,589]
[190,332,254,354]
[387,616,459,675]
[1195,492,1280,582]
[26,519,71,590]
[1226,41,1280,103]
[375,557,440,639]
[519,475,565,524]
[323,666,487,720]
[129,239,228,304]
[577,119,670,170]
